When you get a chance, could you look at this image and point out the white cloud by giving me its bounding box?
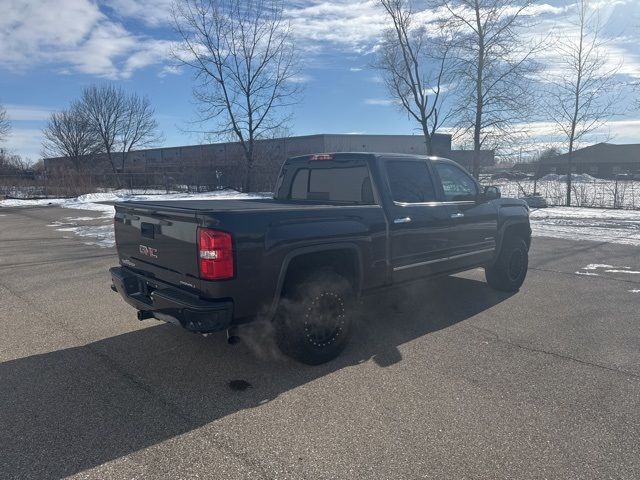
[0,0,101,64]
[285,0,387,53]
[287,74,313,83]
[531,1,640,80]
[506,118,640,152]
[0,0,173,79]
[104,0,175,27]
[285,1,568,53]
[122,40,177,78]
[591,118,640,143]
[364,98,399,106]
[284,0,638,94]
[3,104,56,122]
[2,127,45,162]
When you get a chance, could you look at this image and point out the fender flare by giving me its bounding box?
[266,243,363,318]
[492,218,532,265]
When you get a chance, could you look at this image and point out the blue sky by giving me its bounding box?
[0,0,639,161]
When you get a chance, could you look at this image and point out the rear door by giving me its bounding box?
[382,158,453,282]
[433,161,498,265]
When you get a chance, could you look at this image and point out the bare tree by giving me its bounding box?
[79,85,126,174]
[546,0,621,206]
[0,150,29,174]
[375,0,453,155]
[42,104,102,171]
[0,104,10,143]
[79,85,162,174]
[118,94,163,172]
[440,0,540,178]
[172,0,300,192]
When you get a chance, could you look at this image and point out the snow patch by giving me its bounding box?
[577,264,640,276]
[583,264,631,270]
[65,216,100,222]
[629,290,640,293]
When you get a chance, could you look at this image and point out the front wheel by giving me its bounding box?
[275,270,354,365]
[485,236,529,292]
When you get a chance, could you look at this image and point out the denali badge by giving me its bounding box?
[139,245,158,258]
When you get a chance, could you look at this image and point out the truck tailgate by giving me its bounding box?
[114,202,202,290]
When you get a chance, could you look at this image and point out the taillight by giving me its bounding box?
[197,228,234,280]
[310,153,334,161]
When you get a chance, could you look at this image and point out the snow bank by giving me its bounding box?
[1,189,269,212]
[530,207,640,246]
[1,189,270,248]
[539,173,598,183]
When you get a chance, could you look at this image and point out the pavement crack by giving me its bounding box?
[467,325,640,381]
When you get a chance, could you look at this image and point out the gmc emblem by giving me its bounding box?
[139,245,158,258]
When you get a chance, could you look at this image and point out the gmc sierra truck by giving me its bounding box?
[110,153,531,364]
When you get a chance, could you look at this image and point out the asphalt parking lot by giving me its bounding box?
[1,206,639,479]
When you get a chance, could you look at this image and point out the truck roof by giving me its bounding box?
[287,152,453,163]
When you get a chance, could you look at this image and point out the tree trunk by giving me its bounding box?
[244,162,253,193]
[107,151,117,174]
[106,150,123,188]
[566,145,574,207]
[472,3,484,180]
[472,146,481,179]
[423,124,433,156]
[243,144,254,193]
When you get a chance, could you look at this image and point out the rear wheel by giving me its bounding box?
[485,236,529,292]
[275,269,354,365]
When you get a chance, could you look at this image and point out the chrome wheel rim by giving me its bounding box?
[303,292,345,348]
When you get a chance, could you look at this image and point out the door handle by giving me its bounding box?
[450,212,465,219]
[394,217,412,224]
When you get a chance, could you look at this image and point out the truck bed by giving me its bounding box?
[117,198,344,213]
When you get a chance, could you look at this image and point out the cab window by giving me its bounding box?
[435,163,478,201]
[385,160,437,203]
[289,165,375,204]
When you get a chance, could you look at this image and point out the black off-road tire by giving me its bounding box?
[485,236,529,292]
[275,269,354,365]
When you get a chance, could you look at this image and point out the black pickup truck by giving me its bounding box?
[110,153,531,364]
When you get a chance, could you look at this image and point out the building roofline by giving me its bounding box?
[43,132,454,162]
[540,142,640,164]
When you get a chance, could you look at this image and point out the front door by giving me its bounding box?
[384,159,453,282]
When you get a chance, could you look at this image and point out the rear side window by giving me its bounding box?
[289,165,375,204]
[386,160,437,203]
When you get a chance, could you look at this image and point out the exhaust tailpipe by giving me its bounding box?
[137,310,154,321]
[227,327,241,345]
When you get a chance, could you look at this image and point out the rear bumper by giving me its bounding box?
[110,266,233,333]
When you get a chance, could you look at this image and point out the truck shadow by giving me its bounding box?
[0,274,513,479]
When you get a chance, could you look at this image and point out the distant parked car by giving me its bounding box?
[521,193,548,208]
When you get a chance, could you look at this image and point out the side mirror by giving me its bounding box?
[483,185,501,201]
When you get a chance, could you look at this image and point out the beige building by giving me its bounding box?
[44,133,494,191]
